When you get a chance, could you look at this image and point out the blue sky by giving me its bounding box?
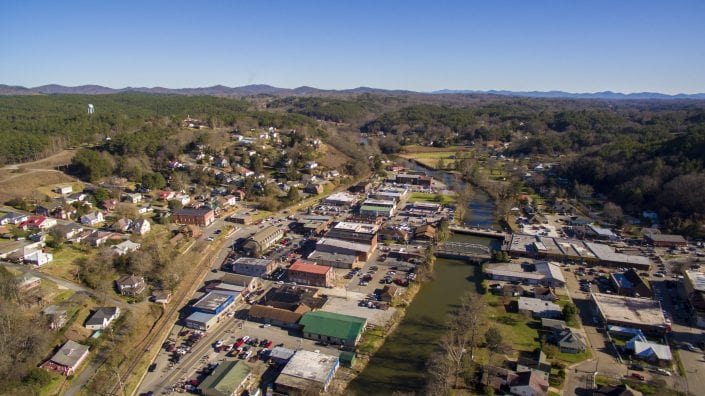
[1,1,704,93]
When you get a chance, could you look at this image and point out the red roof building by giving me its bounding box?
[288,262,335,288]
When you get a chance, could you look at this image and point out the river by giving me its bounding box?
[348,164,499,395]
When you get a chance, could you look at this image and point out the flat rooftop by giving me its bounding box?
[333,222,379,234]
[280,350,338,384]
[193,292,232,311]
[592,293,666,326]
[686,270,705,292]
[233,257,272,267]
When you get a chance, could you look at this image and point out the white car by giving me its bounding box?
[214,340,224,348]
[242,336,250,342]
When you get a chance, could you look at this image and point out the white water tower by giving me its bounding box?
[88,104,94,115]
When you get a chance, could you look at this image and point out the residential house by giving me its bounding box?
[65,192,87,205]
[304,183,324,195]
[517,297,561,319]
[0,212,28,225]
[132,219,151,235]
[115,274,146,296]
[80,212,104,226]
[43,305,68,330]
[112,240,141,256]
[158,190,176,201]
[112,218,133,232]
[592,384,644,396]
[87,231,113,247]
[16,273,41,292]
[629,340,673,364]
[35,199,76,220]
[54,185,73,195]
[151,290,172,304]
[41,340,89,376]
[19,216,57,230]
[123,192,142,204]
[509,370,549,396]
[516,350,551,383]
[304,161,318,169]
[100,199,118,211]
[24,250,54,266]
[52,224,84,241]
[532,286,559,302]
[85,307,120,330]
[172,193,191,206]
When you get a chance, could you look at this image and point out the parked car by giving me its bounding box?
[630,372,645,381]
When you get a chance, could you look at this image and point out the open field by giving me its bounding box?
[40,246,89,283]
[408,191,456,205]
[0,170,78,202]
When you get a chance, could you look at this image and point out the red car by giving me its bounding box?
[630,372,645,381]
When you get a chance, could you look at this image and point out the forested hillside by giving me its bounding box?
[2,92,705,233]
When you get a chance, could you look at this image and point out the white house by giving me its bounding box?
[24,250,54,266]
[305,161,319,169]
[112,240,141,256]
[80,212,104,226]
[172,194,191,206]
[54,185,73,195]
[85,307,120,330]
[132,219,151,235]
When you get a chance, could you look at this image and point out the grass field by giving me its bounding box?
[484,293,541,353]
[408,191,456,205]
[40,246,89,283]
[398,146,474,170]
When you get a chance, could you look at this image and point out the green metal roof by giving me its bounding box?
[199,361,251,396]
[299,311,366,342]
[360,205,392,213]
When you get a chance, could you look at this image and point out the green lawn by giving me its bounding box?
[40,245,88,283]
[484,293,540,353]
[409,192,456,205]
[557,350,592,364]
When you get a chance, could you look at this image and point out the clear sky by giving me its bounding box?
[2,0,704,93]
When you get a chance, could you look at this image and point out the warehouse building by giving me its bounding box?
[592,293,670,335]
[193,292,234,315]
[484,261,566,287]
[173,207,215,227]
[231,257,275,277]
[199,360,252,396]
[275,350,339,394]
[684,270,705,328]
[287,262,335,287]
[299,311,367,347]
[323,192,358,206]
[243,226,284,257]
[644,233,688,248]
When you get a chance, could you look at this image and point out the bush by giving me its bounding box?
[23,368,52,387]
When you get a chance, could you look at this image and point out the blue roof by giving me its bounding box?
[186,311,216,323]
[613,273,634,289]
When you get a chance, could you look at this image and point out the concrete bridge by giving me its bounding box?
[435,241,493,263]
[449,226,509,240]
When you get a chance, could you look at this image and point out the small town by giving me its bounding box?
[3,3,705,396]
[1,111,705,396]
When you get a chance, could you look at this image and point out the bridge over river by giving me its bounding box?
[435,241,493,262]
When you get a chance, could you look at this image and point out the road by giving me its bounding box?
[561,266,699,395]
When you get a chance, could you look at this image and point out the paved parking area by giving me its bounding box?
[322,291,397,327]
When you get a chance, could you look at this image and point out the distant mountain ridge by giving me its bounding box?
[1,83,704,100]
[431,89,705,100]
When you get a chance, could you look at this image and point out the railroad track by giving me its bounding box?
[104,238,229,396]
